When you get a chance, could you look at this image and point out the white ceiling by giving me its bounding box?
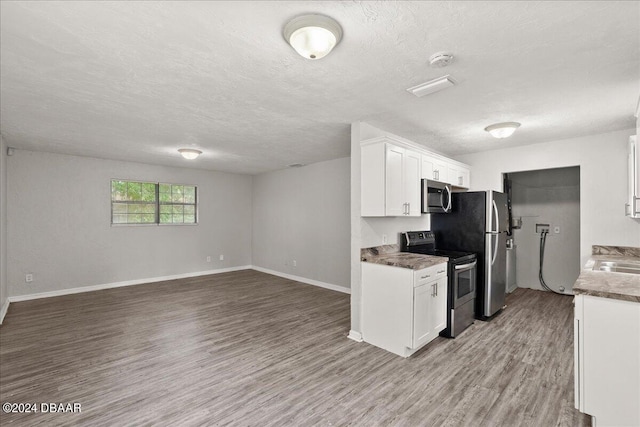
[1,1,638,175]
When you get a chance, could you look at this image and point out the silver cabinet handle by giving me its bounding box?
[431,283,436,297]
[437,269,446,274]
[420,274,431,279]
[434,170,439,181]
[407,202,410,215]
[458,176,463,186]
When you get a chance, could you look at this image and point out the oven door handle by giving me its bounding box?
[454,261,477,270]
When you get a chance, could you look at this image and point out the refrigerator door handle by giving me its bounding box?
[492,199,499,233]
[491,233,499,266]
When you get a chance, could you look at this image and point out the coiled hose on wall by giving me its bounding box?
[539,230,571,295]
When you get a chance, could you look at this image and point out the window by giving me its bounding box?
[159,183,197,224]
[111,180,197,225]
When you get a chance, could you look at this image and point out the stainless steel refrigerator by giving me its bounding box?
[430,191,508,319]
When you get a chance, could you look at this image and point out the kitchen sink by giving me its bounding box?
[593,259,640,275]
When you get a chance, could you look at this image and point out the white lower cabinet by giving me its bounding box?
[362,262,448,357]
[574,294,640,427]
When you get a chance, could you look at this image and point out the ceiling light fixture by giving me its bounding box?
[283,14,343,60]
[484,122,521,139]
[178,148,202,160]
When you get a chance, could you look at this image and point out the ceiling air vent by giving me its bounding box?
[407,75,456,98]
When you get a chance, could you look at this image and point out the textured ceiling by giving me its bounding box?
[1,1,638,174]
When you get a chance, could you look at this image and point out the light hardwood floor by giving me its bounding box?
[0,270,590,426]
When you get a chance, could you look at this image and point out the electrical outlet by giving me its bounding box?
[206,256,211,262]
[293,260,297,268]
[25,274,33,283]
[382,234,387,244]
[219,254,224,261]
[554,226,560,234]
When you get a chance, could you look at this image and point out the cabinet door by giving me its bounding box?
[385,145,405,216]
[404,150,421,216]
[628,137,639,217]
[421,155,434,180]
[423,155,447,182]
[581,296,640,426]
[432,159,449,183]
[448,165,470,188]
[460,167,470,188]
[412,283,434,348]
[430,276,448,334]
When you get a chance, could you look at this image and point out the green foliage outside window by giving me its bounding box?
[111,180,197,225]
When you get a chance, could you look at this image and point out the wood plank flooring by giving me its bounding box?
[0,270,590,426]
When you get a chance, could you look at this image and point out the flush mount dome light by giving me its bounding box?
[283,14,343,60]
[178,148,202,160]
[484,122,521,139]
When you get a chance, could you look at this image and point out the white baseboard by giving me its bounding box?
[0,299,9,325]
[347,330,363,342]
[6,265,350,305]
[7,265,252,303]
[251,266,351,294]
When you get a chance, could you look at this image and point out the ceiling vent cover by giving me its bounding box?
[407,75,456,98]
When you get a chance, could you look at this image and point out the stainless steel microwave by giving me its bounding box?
[422,179,452,213]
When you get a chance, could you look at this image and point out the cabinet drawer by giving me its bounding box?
[414,263,447,286]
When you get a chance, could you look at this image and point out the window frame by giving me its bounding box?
[158,182,198,226]
[110,179,198,227]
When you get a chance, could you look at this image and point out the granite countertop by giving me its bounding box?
[573,246,640,303]
[361,244,448,270]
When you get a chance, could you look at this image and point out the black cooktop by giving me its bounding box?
[401,230,476,262]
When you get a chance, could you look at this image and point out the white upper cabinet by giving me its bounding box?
[423,155,469,189]
[361,137,421,217]
[422,154,447,183]
[448,164,471,189]
[362,136,471,216]
[626,135,639,218]
[404,149,422,216]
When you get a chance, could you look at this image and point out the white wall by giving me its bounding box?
[510,174,580,292]
[7,149,253,297]
[0,136,8,320]
[457,129,640,267]
[350,122,433,337]
[252,157,350,291]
